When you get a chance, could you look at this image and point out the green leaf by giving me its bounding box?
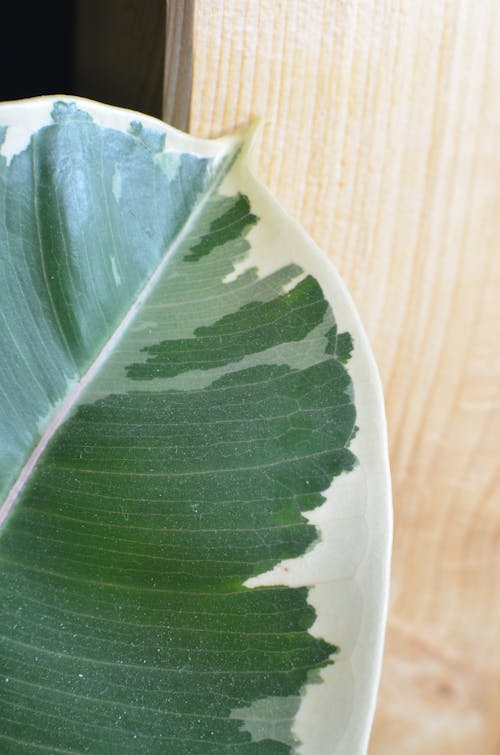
[0,98,391,754]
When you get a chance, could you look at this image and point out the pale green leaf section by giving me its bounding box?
[230,696,302,749]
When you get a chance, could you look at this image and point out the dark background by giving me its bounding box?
[0,2,75,102]
[0,1,166,119]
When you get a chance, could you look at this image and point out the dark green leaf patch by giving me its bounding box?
[126,277,328,380]
[185,193,258,262]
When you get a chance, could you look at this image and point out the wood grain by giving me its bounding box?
[189,1,500,752]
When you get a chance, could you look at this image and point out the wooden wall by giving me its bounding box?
[188,2,500,753]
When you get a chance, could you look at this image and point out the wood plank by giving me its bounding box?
[189,2,500,753]
[162,0,195,128]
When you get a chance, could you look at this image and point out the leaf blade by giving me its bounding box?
[0,97,391,754]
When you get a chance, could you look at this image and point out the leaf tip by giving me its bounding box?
[237,118,270,163]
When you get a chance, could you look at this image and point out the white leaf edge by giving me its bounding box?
[0,96,392,755]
